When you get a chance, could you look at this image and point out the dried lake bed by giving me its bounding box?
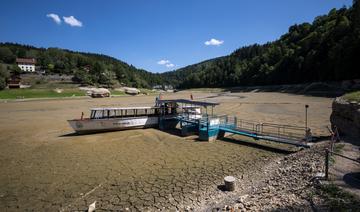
[0,91,332,211]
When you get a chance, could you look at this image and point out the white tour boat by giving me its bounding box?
[68,99,205,134]
[68,106,170,133]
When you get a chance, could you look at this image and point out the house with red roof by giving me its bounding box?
[16,58,36,72]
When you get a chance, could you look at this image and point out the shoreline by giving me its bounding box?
[0,93,161,103]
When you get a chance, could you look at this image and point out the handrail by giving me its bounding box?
[325,148,360,179]
[260,123,308,130]
[328,149,360,163]
[218,115,310,142]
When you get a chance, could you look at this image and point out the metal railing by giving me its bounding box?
[218,115,310,142]
[325,148,360,180]
[259,123,308,141]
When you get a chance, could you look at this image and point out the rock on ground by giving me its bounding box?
[330,97,360,141]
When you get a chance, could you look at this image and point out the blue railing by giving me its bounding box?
[217,115,311,147]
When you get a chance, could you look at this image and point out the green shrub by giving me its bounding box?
[0,78,6,90]
[343,91,360,102]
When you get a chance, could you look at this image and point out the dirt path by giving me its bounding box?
[330,142,360,198]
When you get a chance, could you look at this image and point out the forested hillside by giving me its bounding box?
[0,43,162,88]
[162,1,360,88]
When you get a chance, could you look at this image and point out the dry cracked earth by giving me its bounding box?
[0,91,332,211]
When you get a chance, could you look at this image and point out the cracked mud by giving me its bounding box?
[0,92,332,211]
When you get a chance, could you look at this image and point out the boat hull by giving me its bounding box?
[68,116,159,134]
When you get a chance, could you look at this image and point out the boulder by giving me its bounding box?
[124,87,140,95]
[90,88,111,98]
[330,97,360,140]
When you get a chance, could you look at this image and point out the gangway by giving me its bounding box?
[217,115,311,148]
[156,99,311,148]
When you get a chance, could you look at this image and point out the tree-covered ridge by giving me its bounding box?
[164,1,360,88]
[0,43,162,88]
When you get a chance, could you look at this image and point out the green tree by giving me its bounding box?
[47,64,55,72]
[73,69,93,85]
[100,70,117,88]
[0,47,15,63]
[11,64,22,75]
[0,65,10,90]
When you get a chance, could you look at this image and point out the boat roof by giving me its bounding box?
[90,106,159,111]
[157,99,219,107]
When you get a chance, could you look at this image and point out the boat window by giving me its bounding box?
[109,110,116,118]
[136,109,146,116]
[91,110,103,119]
[126,109,134,116]
[89,107,162,119]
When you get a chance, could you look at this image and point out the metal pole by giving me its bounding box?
[305,104,309,129]
[325,149,329,180]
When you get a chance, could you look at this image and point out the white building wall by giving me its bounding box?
[18,64,35,72]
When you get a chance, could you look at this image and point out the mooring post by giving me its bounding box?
[325,148,329,180]
[305,104,309,129]
[224,176,236,191]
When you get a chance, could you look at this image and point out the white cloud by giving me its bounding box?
[204,38,224,46]
[157,59,175,68]
[157,59,170,65]
[63,16,83,27]
[46,13,61,24]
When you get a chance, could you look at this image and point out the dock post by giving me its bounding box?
[224,176,236,191]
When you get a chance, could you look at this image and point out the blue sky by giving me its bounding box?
[0,0,352,72]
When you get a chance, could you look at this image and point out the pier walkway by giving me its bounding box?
[157,99,311,148]
[217,115,311,147]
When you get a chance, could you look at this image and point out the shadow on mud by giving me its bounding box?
[59,130,124,137]
[219,137,298,154]
[60,132,80,137]
[343,172,360,189]
[158,128,184,137]
[217,184,227,192]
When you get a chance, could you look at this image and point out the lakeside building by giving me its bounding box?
[16,58,36,72]
[7,74,21,88]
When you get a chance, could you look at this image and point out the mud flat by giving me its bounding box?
[0,91,332,211]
